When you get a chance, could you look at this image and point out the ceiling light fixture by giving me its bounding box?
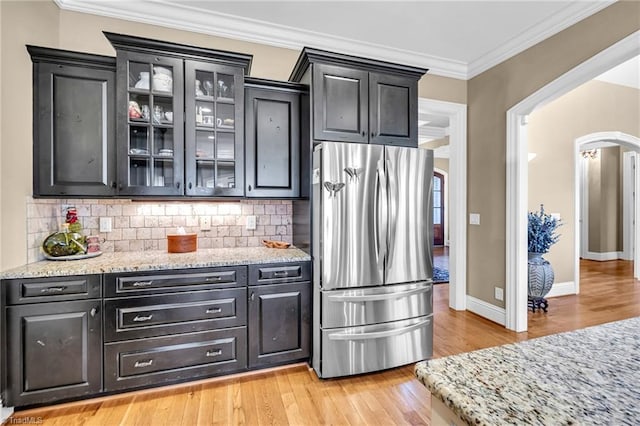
[581,149,599,159]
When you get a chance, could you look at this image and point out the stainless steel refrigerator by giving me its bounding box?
[312,142,434,378]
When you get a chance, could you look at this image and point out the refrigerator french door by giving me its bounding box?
[312,142,434,378]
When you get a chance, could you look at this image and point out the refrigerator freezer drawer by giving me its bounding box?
[322,282,432,328]
[320,315,432,378]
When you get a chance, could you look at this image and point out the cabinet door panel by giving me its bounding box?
[116,51,184,196]
[35,63,116,196]
[248,282,311,367]
[313,64,368,143]
[369,72,418,147]
[6,300,102,406]
[245,87,300,197]
[185,60,244,197]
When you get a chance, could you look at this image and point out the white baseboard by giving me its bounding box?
[546,281,576,298]
[1,406,14,423]
[466,295,506,326]
[583,251,624,261]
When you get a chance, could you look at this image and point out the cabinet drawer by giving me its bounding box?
[104,266,246,297]
[249,261,311,285]
[105,288,246,342]
[5,275,101,305]
[104,327,246,391]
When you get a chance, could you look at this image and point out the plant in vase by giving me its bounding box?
[527,204,561,312]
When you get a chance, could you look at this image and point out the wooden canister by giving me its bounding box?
[167,233,197,253]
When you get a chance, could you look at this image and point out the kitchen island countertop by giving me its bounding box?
[415,316,640,425]
[1,247,311,279]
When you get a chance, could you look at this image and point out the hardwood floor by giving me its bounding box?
[8,260,638,425]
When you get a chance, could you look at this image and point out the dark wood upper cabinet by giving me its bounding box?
[245,78,307,198]
[369,72,418,146]
[113,50,185,197]
[29,46,117,197]
[312,64,368,144]
[184,60,244,197]
[104,32,252,198]
[290,47,426,148]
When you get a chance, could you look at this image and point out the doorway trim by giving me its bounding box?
[505,30,640,332]
[419,98,467,310]
[434,168,449,246]
[574,132,640,291]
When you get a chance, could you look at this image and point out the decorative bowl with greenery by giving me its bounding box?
[528,204,561,254]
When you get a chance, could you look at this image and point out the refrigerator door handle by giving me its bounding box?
[327,317,431,341]
[386,158,397,266]
[374,168,380,263]
[377,159,388,270]
[326,285,432,302]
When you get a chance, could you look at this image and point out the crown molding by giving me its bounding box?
[55,0,613,81]
[54,0,466,79]
[466,0,616,79]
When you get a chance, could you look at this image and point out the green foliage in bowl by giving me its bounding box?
[42,231,87,257]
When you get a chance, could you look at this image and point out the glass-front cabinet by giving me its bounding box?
[106,32,251,198]
[116,52,184,196]
[185,61,244,196]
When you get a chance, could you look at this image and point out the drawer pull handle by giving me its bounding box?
[206,307,222,314]
[41,286,67,293]
[205,276,222,282]
[133,314,153,322]
[134,360,153,368]
[132,281,153,287]
[273,271,288,278]
[206,349,222,357]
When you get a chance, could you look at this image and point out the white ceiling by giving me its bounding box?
[595,55,640,89]
[55,0,614,79]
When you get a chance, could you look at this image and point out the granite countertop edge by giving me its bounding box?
[1,247,311,279]
[414,317,640,425]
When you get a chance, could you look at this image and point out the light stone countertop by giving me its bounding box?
[0,247,311,279]
[415,317,640,425]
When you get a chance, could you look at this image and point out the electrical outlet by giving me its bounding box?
[469,213,480,225]
[200,216,211,231]
[246,215,257,230]
[99,217,112,233]
[494,287,504,301]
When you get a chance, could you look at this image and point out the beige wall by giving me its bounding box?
[0,1,466,270]
[528,81,639,282]
[419,75,466,104]
[468,1,640,306]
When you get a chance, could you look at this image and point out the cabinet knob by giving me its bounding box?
[110,181,117,189]
[250,292,255,301]
[176,182,181,189]
[371,132,376,138]
[90,307,99,317]
[188,182,192,189]
[361,131,365,137]
[248,185,252,191]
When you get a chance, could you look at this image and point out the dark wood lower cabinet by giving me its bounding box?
[104,327,247,391]
[2,261,310,407]
[6,300,102,407]
[248,281,311,368]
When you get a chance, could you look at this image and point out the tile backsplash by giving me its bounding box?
[27,197,292,264]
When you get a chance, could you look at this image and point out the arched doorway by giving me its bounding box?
[505,31,640,332]
[574,131,640,292]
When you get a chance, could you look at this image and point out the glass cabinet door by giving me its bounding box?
[184,60,244,196]
[117,52,184,196]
